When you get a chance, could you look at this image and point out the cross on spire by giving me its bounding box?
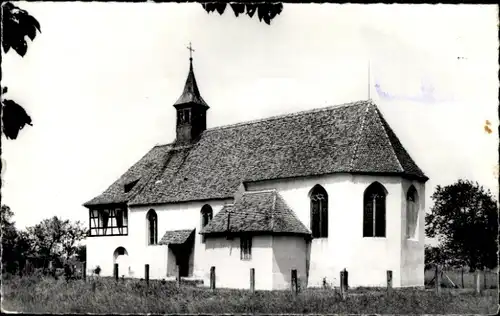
[187,42,195,60]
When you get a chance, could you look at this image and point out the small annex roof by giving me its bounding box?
[199,190,311,236]
[158,229,195,245]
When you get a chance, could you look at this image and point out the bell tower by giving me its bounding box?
[173,43,209,145]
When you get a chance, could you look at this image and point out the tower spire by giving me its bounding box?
[173,44,209,145]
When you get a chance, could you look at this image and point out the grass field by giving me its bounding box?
[2,274,498,314]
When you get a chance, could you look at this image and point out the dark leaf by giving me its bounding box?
[215,3,226,15]
[2,99,33,140]
[230,3,245,17]
[257,5,264,22]
[13,40,28,57]
[1,87,7,95]
[245,4,257,18]
[202,3,217,14]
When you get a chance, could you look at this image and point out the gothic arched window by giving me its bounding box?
[201,204,213,243]
[406,186,419,239]
[363,182,387,238]
[147,209,158,245]
[310,185,328,238]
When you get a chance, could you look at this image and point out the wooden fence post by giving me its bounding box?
[475,270,481,294]
[291,269,298,294]
[387,270,393,294]
[176,265,181,287]
[461,267,464,288]
[83,262,87,282]
[435,265,441,294]
[210,266,216,291]
[145,264,149,286]
[114,263,119,281]
[250,268,255,293]
[340,269,347,300]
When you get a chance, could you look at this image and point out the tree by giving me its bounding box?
[425,179,498,272]
[1,204,19,273]
[26,216,87,265]
[1,2,41,140]
[75,244,86,263]
[202,3,283,25]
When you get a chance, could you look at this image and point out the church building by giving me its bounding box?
[83,52,428,290]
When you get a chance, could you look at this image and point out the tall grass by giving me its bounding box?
[2,275,497,314]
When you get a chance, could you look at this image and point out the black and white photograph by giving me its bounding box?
[1,2,498,314]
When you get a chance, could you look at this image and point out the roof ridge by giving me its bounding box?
[206,100,371,132]
[243,189,277,195]
[349,102,372,171]
[373,106,404,172]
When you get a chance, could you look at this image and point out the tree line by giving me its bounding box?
[1,204,87,276]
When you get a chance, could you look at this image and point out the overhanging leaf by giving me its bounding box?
[2,99,33,140]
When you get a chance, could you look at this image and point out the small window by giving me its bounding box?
[147,209,158,245]
[124,179,139,193]
[240,235,252,260]
[406,186,419,239]
[201,205,213,244]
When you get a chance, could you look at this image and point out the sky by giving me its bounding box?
[2,3,498,233]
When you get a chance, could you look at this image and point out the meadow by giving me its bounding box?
[1,274,498,314]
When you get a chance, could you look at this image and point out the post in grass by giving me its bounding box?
[250,268,255,293]
[176,265,181,287]
[475,270,481,294]
[210,266,216,291]
[386,270,393,295]
[340,269,347,300]
[290,269,298,294]
[145,264,149,286]
[114,263,119,282]
[435,264,441,295]
[82,262,86,282]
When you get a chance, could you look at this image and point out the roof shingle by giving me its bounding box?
[84,100,428,207]
[159,229,195,245]
[199,190,311,236]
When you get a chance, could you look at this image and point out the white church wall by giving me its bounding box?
[128,199,231,280]
[86,199,232,281]
[246,173,412,288]
[86,235,130,277]
[271,236,308,290]
[400,179,426,287]
[203,236,273,290]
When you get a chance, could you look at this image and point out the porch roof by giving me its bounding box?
[159,229,195,245]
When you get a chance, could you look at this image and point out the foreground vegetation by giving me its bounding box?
[2,275,497,314]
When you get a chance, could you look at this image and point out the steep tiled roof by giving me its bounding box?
[159,229,194,245]
[199,190,311,236]
[84,100,428,207]
[83,144,173,206]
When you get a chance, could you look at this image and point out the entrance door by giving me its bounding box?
[172,245,190,277]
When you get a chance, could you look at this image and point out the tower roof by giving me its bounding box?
[173,58,209,109]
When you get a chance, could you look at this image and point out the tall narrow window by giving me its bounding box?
[406,186,419,239]
[147,209,158,245]
[363,182,387,238]
[201,204,213,243]
[240,235,252,260]
[310,185,328,238]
